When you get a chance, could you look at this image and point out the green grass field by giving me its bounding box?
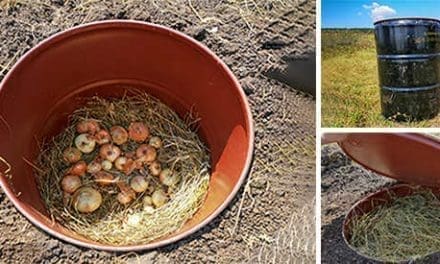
[322,29,440,127]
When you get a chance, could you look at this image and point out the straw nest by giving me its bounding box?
[35,93,210,245]
[348,188,440,262]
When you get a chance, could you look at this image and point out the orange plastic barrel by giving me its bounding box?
[0,20,254,251]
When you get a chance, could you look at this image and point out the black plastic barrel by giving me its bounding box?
[374,18,440,121]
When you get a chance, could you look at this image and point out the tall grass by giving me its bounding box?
[322,29,440,127]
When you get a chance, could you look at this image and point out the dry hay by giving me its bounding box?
[246,201,315,264]
[348,189,440,262]
[36,93,210,245]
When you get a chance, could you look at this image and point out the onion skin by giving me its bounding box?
[130,175,149,193]
[114,157,127,171]
[149,161,162,176]
[128,122,150,142]
[116,182,136,205]
[61,175,82,194]
[69,161,87,176]
[122,158,136,175]
[149,136,163,149]
[101,160,112,171]
[95,129,111,145]
[110,126,128,145]
[87,160,102,174]
[117,192,134,205]
[74,134,96,153]
[76,121,89,134]
[159,168,180,186]
[136,144,157,163]
[143,196,155,213]
[99,144,121,162]
[143,195,153,206]
[63,147,82,164]
[76,120,100,135]
[73,187,102,213]
[152,189,168,207]
[134,159,144,170]
[94,171,114,186]
[115,157,136,175]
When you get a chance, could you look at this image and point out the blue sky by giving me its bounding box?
[322,0,440,28]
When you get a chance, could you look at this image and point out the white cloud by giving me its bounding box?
[357,11,363,16]
[363,2,396,21]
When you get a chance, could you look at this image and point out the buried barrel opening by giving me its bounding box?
[343,184,440,262]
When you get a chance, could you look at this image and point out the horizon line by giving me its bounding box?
[322,27,374,29]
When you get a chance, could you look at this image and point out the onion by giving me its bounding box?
[114,156,128,171]
[61,174,82,194]
[63,147,82,164]
[117,192,133,205]
[143,195,153,206]
[95,129,111,145]
[73,187,102,213]
[74,133,96,153]
[149,161,162,176]
[130,175,149,193]
[69,161,87,176]
[143,196,155,213]
[76,121,89,134]
[101,160,112,171]
[87,160,102,174]
[76,119,100,135]
[134,159,144,170]
[94,171,114,186]
[136,144,157,163]
[159,168,180,186]
[152,189,168,208]
[128,122,150,142]
[110,126,128,145]
[124,159,136,175]
[115,157,135,175]
[117,182,136,205]
[149,136,163,149]
[99,144,121,162]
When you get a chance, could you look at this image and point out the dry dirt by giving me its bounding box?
[0,1,316,263]
[321,144,440,263]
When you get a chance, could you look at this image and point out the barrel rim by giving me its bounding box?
[0,19,256,252]
[374,17,440,26]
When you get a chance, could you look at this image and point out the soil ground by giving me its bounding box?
[0,1,316,263]
[321,29,440,128]
[321,144,440,263]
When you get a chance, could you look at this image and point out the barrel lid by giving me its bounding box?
[337,133,440,187]
[374,17,440,26]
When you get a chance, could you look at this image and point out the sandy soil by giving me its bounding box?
[321,144,440,263]
[0,1,315,263]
